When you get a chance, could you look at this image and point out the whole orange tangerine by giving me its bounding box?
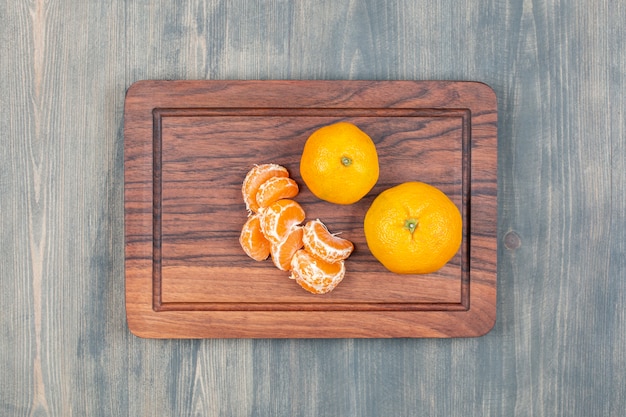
[299,122,379,204]
[363,181,462,274]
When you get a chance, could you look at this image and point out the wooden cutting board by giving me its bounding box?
[124,80,497,338]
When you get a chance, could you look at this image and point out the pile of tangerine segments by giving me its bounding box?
[239,164,354,294]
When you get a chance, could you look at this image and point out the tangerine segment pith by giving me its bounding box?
[242,163,289,213]
[270,226,304,271]
[256,176,299,209]
[259,199,306,244]
[302,219,354,263]
[290,249,346,294]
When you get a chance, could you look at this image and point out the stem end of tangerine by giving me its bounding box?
[404,218,418,234]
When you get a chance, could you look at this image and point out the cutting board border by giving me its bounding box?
[124,80,497,338]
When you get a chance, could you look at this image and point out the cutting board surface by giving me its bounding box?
[124,80,497,338]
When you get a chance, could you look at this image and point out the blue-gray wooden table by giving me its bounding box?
[1,0,624,415]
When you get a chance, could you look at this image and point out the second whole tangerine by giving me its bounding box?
[364,181,462,274]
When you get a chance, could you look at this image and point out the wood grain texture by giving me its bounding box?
[1,0,624,415]
[124,80,497,338]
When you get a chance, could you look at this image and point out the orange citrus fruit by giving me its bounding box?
[242,164,289,212]
[299,122,379,204]
[239,214,271,261]
[239,163,354,294]
[259,199,306,244]
[270,226,304,271]
[302,219,354,263]
[290,249,346,294]
[363,181,462,274]
[256,176,299,209]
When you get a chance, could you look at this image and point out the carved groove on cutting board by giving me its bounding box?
[150,107,471,312]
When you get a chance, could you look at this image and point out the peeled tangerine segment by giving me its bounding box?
[242,164,289,213]
[302,219,354,263]
[256,176,299,209]
[290,249,345,294]
[270,226,304,271]
[259,199,306,244]
[239,214,271,261]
